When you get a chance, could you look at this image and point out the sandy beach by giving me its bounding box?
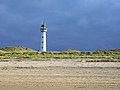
[0,60,120,90]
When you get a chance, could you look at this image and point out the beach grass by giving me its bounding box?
[0,46,120,61]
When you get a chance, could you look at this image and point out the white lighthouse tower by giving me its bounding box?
[40,23,47,52]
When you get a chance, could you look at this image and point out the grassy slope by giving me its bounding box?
[0,46,120,61]
[0,46,35,52]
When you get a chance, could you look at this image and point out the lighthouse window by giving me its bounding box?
[42,42,43,43]
[42,36,43,38]
[42,47,43,49]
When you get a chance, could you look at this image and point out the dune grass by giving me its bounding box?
[0,46,120,61]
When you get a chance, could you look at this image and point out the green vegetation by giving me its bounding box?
[0,46,120,61]
[0,46,35,52]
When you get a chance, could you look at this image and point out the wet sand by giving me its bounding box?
[0,60,120,90]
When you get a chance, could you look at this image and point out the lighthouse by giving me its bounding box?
[40,23,47,52]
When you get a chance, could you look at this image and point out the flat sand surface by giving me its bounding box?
[0,60,120,90]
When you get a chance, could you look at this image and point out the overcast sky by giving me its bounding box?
[0,0,120,51]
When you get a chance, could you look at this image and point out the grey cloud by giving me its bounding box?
[0,0,120,50]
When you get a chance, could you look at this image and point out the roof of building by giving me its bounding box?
[41,23,46,27]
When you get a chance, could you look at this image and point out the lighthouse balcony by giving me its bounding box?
[41,29,47,32]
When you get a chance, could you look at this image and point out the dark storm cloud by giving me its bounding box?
[0,0,120,51]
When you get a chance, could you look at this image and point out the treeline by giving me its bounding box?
[0,46,120,61]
